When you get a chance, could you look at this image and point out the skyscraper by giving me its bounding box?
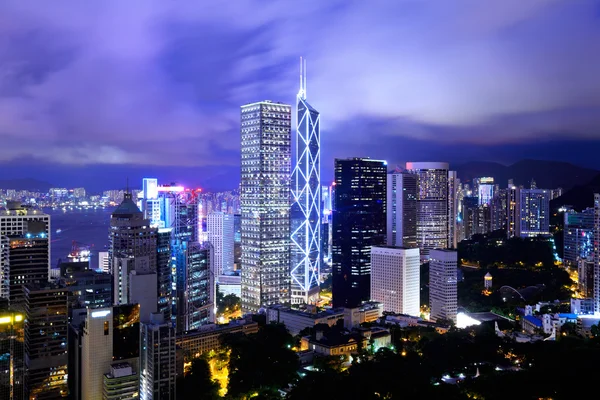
[594,193,600,313]
[290,59,321,305]
[109,193,158,306]
[516,189,551,238]
[0,203,50,302]
[24,284,69,399]
[405,162,450,258]
[371,246,420,316]
[173,241,213,331]
[477,177,495,206]
[140,313,176,400]
[81,308,113,400]
[240,101,292,313]
[207,212,235,277]
[387,172,417,248]
[448,171,459,249]
[563,208,594,267]
[332,158,387,308]
[429,249,458,324]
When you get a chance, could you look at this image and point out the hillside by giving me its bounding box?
[454,159,598,190]
[550,173,600,212]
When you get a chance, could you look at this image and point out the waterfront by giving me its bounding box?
[47,207,114,270]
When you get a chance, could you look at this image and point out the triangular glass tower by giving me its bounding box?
[291,58,321,305]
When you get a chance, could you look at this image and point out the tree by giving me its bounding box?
[223,324,298,398]
[177,358,220,400]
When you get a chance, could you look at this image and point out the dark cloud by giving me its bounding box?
[0,0,598,185]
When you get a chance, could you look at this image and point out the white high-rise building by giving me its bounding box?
[207,212,235,277]
[386,172,417,248]
[429,249,458,324]
[370,246,420,316]
[81,308,113,400]
[98,251,110,273]
[405,162,450,259]
[240,101,292,313]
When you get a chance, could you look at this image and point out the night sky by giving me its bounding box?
[1,1,600,192]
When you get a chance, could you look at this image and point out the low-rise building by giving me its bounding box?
[522,315,543,334]
[176,319,258,361]
[571,298,595,315]
[301,327,391,357]
[267,306,344,336]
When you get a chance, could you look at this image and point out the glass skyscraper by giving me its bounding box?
[290,59,321,305]
[405,162,450,258]
[240,101,292,313]
[332,158,387,308]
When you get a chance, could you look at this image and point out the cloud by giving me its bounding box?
[0,0,598,167]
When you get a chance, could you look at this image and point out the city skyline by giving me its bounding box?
[1,1,600,191]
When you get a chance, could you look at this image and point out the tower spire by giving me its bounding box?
[299,57,306,100]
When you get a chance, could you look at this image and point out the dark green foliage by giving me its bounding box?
[458,236,555,269]
[217,293,241,315]
[177,358,220,400]
[222,323,298,398]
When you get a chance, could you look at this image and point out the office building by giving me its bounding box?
[81,308,113,400]
[174,241,213,332]
[578,258,594,298]
[462,196,479,239]
[477,177,494,206]
[98,251,110,274]
[233,214,241,270]
[563,208,594,267]
[103,363,139,400]
[405,162,450,257]
[24,284,68,399]
[517,189,551,238]
[0,311,25,399]
[240,101,292,313]
[157,228,173,322]
[387,172,417,248]
[507,185,519,238]
[266,305,344,336]
[332,158,387,308]
[5,220,49,307]
[370,246,420,316]
[140,313,176,400]
[61,269,112,311]
[140,178,162,227]
[109,193,158,305]
[448,171,459,248]
[290,59,321,305]
[429,249,458,324]
[490,188,508,232]
[321,185,333,270]
[0,203,50,302]
[207,212,235,277]
[594,193,600,313]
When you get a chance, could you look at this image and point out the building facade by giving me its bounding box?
[24,285,69,399]
[517,189,551,238]
[240,101,292,313]
[140,313,176,400]
[370,246,420,316]
[81,308,113,400]
[405,162,450,258]
[386,172,417,248]
[207,212,235,277]
[332,158,387,308]
[0,203,50,302]
[563,208,594,267]
[290,60,321,306]
[429,249,458,324]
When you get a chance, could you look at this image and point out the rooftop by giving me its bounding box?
[523,315,543,327]
[111,193,142,217]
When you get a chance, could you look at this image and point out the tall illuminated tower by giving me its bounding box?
[240,101,292,313]
[291,58,321,305]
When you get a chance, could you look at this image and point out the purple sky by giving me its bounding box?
[1,1,600,191]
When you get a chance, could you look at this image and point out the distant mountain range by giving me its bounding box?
[550,173,600,212]
[453,159,598,191]
[0,178,53,191]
